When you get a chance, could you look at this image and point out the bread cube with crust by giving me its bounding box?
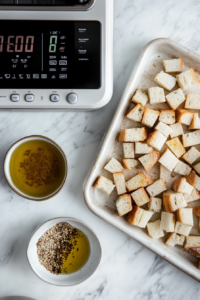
[162,58,184,73]
[116,194,132,216]
[126,104,144,123]
[158,149,179,172]
[123,143,135,159]
[155,121,173,137]
[173,160,192,176]
[163,192,187,212]
[169,122,183,138]
[141,107,160,128]
[147,220,164,239]
[175,222,192,236]
[104,158,124,173]
[119,128,147,142]
[182,147,200,165]
[165,232,185,247]
[138,151,160,172]
[184,236,200,252]
[131,89,148,106]
[148,197,162,212]
[113,172,126,195]
[182,130,200,147]
[161,211,175,232]
[122,159,139,170]
[185,94,200,110]
[166,137,186,158]
[160,164,171,183]
[131,187,150,207]
[165,88,185,110]
[184,188,200,203]
[146,179,167,197]
[193,162,200,175]
[125,172,153,192]
[176,109,193,126]
[176,208,194,226]
[173,177,194,195]
[154,71,176,91]
[147,130,167,151]
[93,176,115,195]
[148,87,165,104]
[127,205,153,228]
[176,68,200,91]
[189,113,200,130]
[193,207,200,217]
[159,109,176,124]
[135,142,153,154]
[185,170,200,190]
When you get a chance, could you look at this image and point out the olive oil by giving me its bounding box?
[9,139,66,198]
[62,229,90,274]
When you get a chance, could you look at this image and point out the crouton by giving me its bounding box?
[185,94,200,110]
[127,204,153,228]
[166,137,186,158]
[146,179,167,197]
[93,176,115,195]
[176,208,194,226]
[163,192,187,212]
[158,149,179,172]
[131,187,150,207]
[113,172,126,195]
[176,68,200,90]
[169,122,183,138]
[154,71,176,91]
[135,142,153,154]
[155,121,173,137]
[125,172,153,192]
[182,130,200,147]
[165,88,185,110]
[162,58,184,73]
[189,113,200,130]
[193,207,200,217]
[147,130,167,151]
[161,211,175,232]
[123,143,135,158]
[173,177,194,195]
[104,158,124,173]
[148,197,162,212]
[147,219,164,239]
[119,128,147,142]
[126,104,144,122]
[175,222,192,236]
[122,159,139,170]
[176,109,194,126]
[159,164,171,183]
[193,162,200,175]
[184,188,200,203]
[173,160,192,176]
[165,232,185,247]
[185,170,200,190]
[116,194,132,216]
[159,109,176,124]
[141,107,160,128]
[148,87,165,104]
[182,147,200,165]
[131,89,148,106]
[184,236,200,252]
[138,151,160,172]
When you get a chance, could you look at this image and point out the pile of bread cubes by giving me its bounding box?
[93,58,200,269]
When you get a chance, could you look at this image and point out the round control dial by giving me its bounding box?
[67,93,78,104]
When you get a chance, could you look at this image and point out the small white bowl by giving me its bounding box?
[27,217,102,286]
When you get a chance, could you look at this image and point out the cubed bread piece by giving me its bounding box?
[176,109,194,126]
[104,158,124,173]
[185,170,200,190]
[154,71,176,91]
[116,194,132,216]
[131,89,148,106]
[148,197,162,212]
[113,172,126,195]
[173,177,194,195]
[175,234,185,246]
[119,128,147,142]
[123,143,135,158]
[173,160,192,176]
[184,236,200,251]
[189,113,200,130]
[166,137,186,158]
[159,109,176,124]
[161,211,175,232]
[141,107,160,128]
[125,172,153,192]
[176,68,200,90]
[176,208,194,226]
[175,222,192,236]
[147,219,164,239]
[146,179,167,197]
[147,130,167,151]
[193,207,200,217]
[122,159,139,170]
[163,192,187,212]
[185,94,200,110]
[193,162,200,175]
[155,121,173,137]
[182,147,200,165]
[93,176,115,195]
[169,122,183,138]
[165,88,185,110]
[159,164,171,183]
[126,104,144,122]
[165,232,185,247]
[184,188,200,203]
[127,204,153,228]
[162,58,184,73]
[135,142,153,154]
[138,151,160,172]
[131,187,150,207]
[148,87,165,104]
[158,149,179,172]
[182,130,200,147]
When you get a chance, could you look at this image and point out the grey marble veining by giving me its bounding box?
[1,0,200,299]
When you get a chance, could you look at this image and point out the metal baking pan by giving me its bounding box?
[84,38,200,281]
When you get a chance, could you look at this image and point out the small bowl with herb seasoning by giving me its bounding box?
[4,135,68,201]
[27,217,102,286]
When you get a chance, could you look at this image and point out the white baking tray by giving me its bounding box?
[83,38,200,281]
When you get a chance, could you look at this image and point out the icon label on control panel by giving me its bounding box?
[41,74,47,79]
[59,74,67,79]
[59,60,67,65]
[5,74,10,79]
[33,74,39,79]
[49,60,57,65]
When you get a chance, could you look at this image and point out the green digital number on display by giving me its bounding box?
[49,36,57,53]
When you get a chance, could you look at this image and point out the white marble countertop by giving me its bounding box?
[1,0,200,299]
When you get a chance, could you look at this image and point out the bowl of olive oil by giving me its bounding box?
[4,135,68,201]
[27,217,102,286]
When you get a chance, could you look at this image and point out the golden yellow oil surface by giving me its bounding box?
[9,139,66,198]
[62,229,90,274]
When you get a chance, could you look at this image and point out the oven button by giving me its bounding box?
[50,94,60,102]
[25,94,34,102]
[67,93,78,104]
[11,94,20,102]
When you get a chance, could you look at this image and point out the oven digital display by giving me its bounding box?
[0,20,101,89]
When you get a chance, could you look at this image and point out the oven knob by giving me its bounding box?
[10,94,20,102]
[67,93,78,104]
